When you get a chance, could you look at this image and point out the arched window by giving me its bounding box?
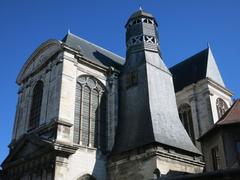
[28,81,44,130]
[73,76,107,151]
[178,104,195,143]
[77,174,96,180]
[216,98,228,119]
[153,168,161,179]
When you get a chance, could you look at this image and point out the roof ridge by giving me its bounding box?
[66,32,125,61]
[205,46,210,77]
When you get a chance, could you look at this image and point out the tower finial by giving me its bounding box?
[139,6,143,11]
[68,29,71,34]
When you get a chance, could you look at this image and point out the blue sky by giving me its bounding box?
[0,0,239,164]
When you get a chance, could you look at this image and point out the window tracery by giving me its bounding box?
[74,76,106,151]
[216,98,228,119]
[178,104,195,143]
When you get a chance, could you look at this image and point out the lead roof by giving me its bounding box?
[62,32,124,69]
[170,47,225,92]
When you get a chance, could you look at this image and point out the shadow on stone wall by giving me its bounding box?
[159,168,240,180]
[91,149,107,179]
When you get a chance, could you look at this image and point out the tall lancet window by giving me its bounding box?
[28,81,44,130]
[216,98,228,119]
[74,76,107,151]
[178,104,195,143]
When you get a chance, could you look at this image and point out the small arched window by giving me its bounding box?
[216,98,228,119]
[28,81,44,130]
[73,76,107,151]
[77,174,96,180]
[178,104,195,143]
[153,168,161,179]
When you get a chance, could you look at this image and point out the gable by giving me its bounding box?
[17,39,62,84]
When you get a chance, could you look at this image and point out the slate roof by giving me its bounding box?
[125,9,157,27]
[112,9,202,156]
[62,32,124,69]
[169,47,225,92]
[129,9,154,19]
[199,99,240,140]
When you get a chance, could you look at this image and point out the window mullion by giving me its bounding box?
[79,85,83,145]
[98,92,102,149]
[88,89,92,147]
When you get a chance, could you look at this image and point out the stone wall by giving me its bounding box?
[53,48,119,180]
[175,78,232,149]
[13,49,63,141]
[223,126,240,168]
[109,145,204,180]
[201,130,226,171]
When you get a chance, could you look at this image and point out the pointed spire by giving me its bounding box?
[207,42,211,49]
[139,6,143,11]
[68,29,71,34]
[206,43,225,87]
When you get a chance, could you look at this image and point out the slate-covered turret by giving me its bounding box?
[109,9,204,179]
[113,9,200,155]
[125,9,160,54]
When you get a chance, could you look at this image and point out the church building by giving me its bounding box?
[1,9,235,180]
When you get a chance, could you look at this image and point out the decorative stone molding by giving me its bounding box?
[56,119,73,127]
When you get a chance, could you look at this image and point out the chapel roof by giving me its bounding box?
[169,47,225,92]
[199,99,240,140]
[217,99,240,125]
[62,32,125,69]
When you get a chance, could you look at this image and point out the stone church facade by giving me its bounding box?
[1,9,234,180]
